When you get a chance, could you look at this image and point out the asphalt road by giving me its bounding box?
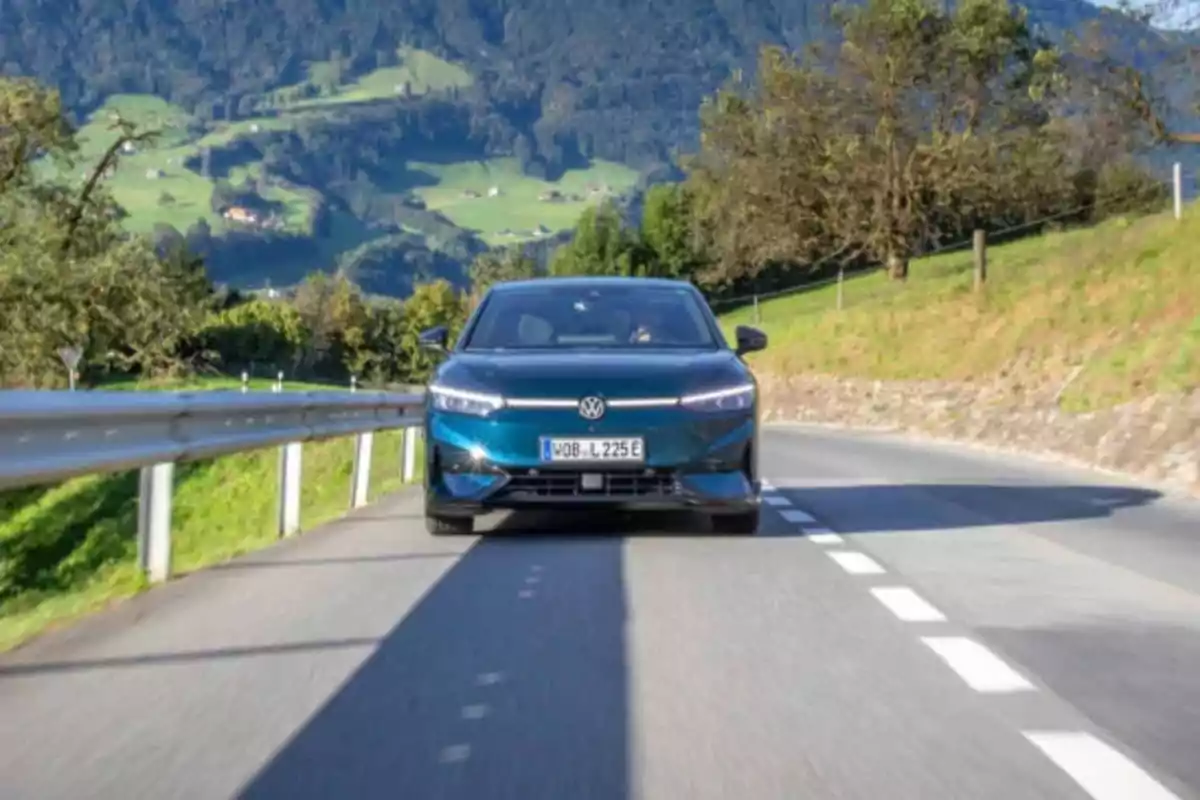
[1,425,1198,799]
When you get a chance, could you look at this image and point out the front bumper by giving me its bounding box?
[425,405,759,516]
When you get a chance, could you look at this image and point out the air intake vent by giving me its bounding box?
[500,469,678,498]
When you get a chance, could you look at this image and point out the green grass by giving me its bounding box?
[721,208,1200,411]
[409,157,641,244]
[0,380,425,651]
[258,47,473,111]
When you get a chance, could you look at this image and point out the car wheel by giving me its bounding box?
[711,510,759,535]
[426,514,474,536]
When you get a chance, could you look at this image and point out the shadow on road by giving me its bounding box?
[778,483,1162,533]
[236,517,631,800]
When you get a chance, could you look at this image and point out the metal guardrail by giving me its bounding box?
[0,389,426,583]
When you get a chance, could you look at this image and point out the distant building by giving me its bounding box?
[222,206,261,225]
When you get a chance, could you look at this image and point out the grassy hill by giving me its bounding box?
[721,206,1199,413]
[54,61,640,294]
[0,381,425,652]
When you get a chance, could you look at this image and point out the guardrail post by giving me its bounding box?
[278,442,302,537]
[137,462,175,583]
[350,431,373,508]
[402,426,420,483]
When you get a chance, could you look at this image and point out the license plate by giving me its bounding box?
[540,437,644,463]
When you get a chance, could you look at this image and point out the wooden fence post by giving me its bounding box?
[973,229,987,291]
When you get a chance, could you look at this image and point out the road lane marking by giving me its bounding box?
[439,744,471,763]
[764,495,792,507]
[1024,731,1182,800]
[476,672,504,686]
[760,479,775,490]
[802,526,844,544]
[827,551,885,575]
[519,589,535,599]
[462,704,489,720]
[870,587,946,622]
[920,637,1034,693]
[780,509,817,524]
[525,575,540,584]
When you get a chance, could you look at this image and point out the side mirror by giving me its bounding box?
[419,326,449,352]
[734,325,767,356]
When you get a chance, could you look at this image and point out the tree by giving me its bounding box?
[549,201,636,276]
[0,76,210,387]
[196,299,310,376]
[687,0,1083,282]
[637,182,707,282]
[468,247,540,304]
[291,270,370,378]
[398,280,468,383]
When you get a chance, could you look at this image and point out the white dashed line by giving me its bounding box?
[439,744,471,763]
[920,637,1034,693]
[525,575,540,584]
[519,589,535,599]
[870,587,946,622]
[780,509,817,524]
[764,495,792,507]
[462,704,489,720]
[801,526,844,544]
[1024,731,1182,800]
[476,672,504,686]
[826,551,885,575]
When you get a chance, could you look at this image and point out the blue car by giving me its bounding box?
[419,276,768,535]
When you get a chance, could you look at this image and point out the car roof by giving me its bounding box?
[487,276,697,293]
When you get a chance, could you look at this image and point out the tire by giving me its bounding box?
[426,514,474,536]
[710,509,759,535]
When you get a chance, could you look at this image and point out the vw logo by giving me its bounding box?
[578,396,606,420]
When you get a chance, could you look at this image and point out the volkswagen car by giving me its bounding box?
[419,276,768,535]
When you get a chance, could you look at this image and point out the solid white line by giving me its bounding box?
[1024,731,1182,800]
[826,551,885,575]
[764,495,792,506]
[870,587,946,622]
[780,509,817,524]
[921,637,1034,693]
[806,531,845,545]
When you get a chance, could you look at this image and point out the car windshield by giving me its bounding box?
[464,283,719,350]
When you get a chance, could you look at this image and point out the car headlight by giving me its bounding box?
[680,383,755,412]
[429,384,505,417]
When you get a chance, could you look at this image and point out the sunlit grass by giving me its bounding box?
[720,208,1199,411]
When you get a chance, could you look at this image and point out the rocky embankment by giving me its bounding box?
[758,373,1200,495]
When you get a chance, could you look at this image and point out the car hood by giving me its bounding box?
[434,350,750,398]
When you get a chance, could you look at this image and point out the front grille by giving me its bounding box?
[498,469,679,498]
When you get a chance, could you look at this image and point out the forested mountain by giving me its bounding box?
[0,0,1190,296]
